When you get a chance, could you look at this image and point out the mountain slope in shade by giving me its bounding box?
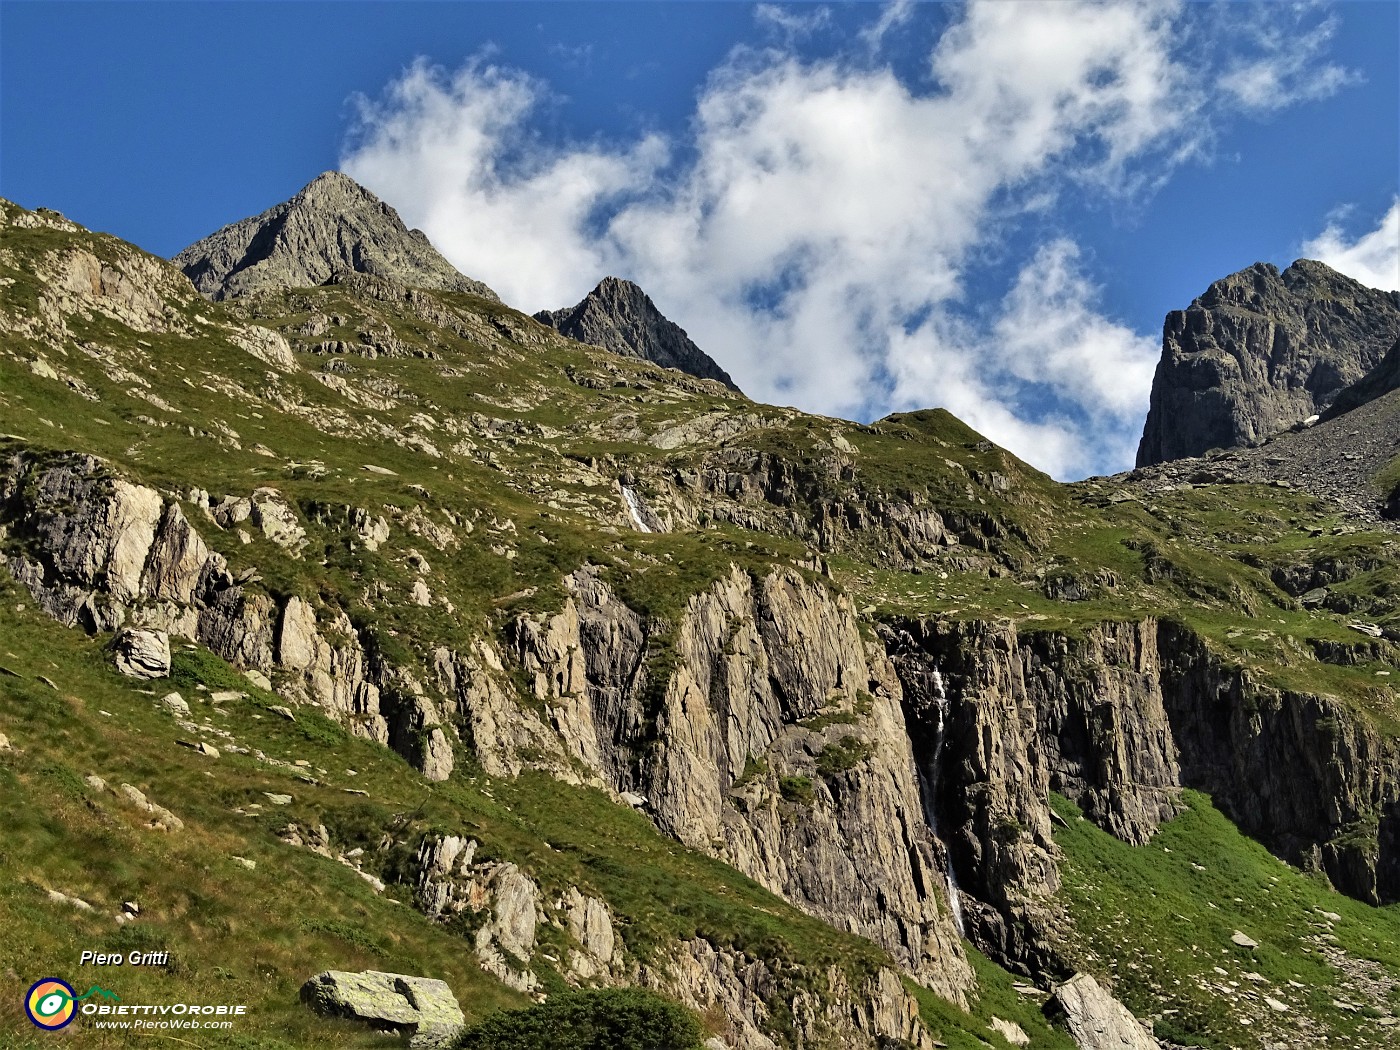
[1321,335,1400,422]
[173,171,499,302]
[1136,259,1400,467]
[534,276,739,391]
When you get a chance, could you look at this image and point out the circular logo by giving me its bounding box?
[25,978,77,1030]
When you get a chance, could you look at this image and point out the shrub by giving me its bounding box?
[454,987,704,1050]
[778,775,815,804]
[815,736,873,778]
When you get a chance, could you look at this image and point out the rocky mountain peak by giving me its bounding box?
[1136,258,1400,467]
[534,277,740,391]
[173,171,499,303]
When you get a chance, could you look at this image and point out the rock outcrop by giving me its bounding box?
[1123,370,1400,528]
[884,615,1400,971]
[1046,972,1161,1050]
[174,172,498,302]
[1137,260,1400,466]
[535,277,739,390]
[1321,335,1400,422]
[505,566,973,1002]
[886,618,1182,973]
[640,940,938,1050]
[299,970,465,1049]
[0,450,452,780]
[1157,621,1400,906]
[110,627,170,679]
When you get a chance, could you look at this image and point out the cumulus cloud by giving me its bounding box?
[886,240,1158,478]
[341,0,1360,479]
[343,58,668,309]
[1303,199,1400,292]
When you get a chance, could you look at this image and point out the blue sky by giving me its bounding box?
[3,1,1397,478]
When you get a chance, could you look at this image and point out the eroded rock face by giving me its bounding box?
[886,618,1183,973]
[0,450,443,776]
[174,172,498,303]
[884,615,1400,974]
[299,970,465,1049]
[1046,972,1160,1050]
[509,566,973,1002]
[228,323,298,370]
[1137,259,1400,467]
[535,276,738,390]
[639,941,937,1050]
[563,887,618,979]
[1158,621,1400,906]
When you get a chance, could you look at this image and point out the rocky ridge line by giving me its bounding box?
[174,172,499,303]
[1137,259,1400,467]
[535,277,739,390]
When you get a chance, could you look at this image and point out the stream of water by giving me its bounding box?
[621,486,652,533]
[918,666,966,937]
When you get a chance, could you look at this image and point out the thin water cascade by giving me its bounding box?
[621,486,652,533]
[917,666,966,937]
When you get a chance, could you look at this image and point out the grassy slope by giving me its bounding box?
[0,578,1069,1048]
[1049,791,1400,1048]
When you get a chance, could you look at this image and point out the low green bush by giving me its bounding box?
[454,987,703,1050]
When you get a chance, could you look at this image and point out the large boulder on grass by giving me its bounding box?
[1045,972,1160,1050]
[300,970,464,1049]
[111,628,170,679]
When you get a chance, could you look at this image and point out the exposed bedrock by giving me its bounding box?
[883,615,1400,974]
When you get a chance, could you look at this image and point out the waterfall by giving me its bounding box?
[621,486,652,533]
[917,666,966,937]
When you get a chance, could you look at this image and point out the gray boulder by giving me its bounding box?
[111,628,170,679]
[1045,972,1160,1050]
[300,970,465,1049]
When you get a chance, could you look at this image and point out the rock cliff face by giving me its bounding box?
[1136,260,1400,466]
[886,618,1183,973]
[503,566,974,1002]
[174,172,498,302]
[0,451,455,781]
[1158,621,1400,906]
[640,941,937,1050]
[884,616,1400,970]
[1322,335,1400,422]
[534,277,739,390]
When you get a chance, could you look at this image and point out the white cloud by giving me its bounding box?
[885,240,1157,479]
[990,240,1159,421]
[755,4,831,38]
[1303,198,1400,292]
[341,0,1363,479]
[1217,9,1358,112]
[343,58,668,309]
[859,0,914,49]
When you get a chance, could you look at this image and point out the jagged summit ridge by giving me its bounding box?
[534,276,739,391]
[1136,258,1400,467]
[173,171,499,302]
